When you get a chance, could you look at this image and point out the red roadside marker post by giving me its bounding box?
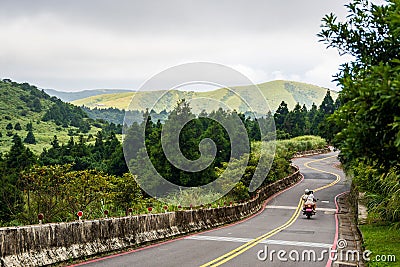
[77,211,83,221]
[127,208,133,216]
[38,213,44,224]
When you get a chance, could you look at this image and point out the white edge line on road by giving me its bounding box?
[265,205,336,212]
[185,235,332,248]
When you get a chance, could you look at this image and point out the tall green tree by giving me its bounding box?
[123,122,144,162]
[20,164,70,223]
[317,91,338,142]
[0,134,36,223]
[51,135,60,149]
[24,131,36,144]
[32,98,42,112]
[274,101,289,130]
[284,102,306,137]
[319,90,335,115]
[26,122,33,131]
[112,173,143,212]
[6,134,36,170]
[319,0,400,221]
[14,122,22,131]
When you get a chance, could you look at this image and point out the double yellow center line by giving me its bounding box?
[304,155,341,193]
[200,154,340,267]
[200,199,303,267]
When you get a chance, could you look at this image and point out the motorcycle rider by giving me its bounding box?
[302,189,316,211]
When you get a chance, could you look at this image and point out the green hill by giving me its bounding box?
[0,80,103,155]
[71,80,338,114]
[44,88,135,102]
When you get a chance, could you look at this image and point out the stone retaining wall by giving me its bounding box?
[1,168,302,267]
[335,191,365,267]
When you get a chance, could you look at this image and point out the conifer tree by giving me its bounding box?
[24,131,36,144]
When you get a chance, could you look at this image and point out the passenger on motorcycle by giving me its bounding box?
[302,189,316,211]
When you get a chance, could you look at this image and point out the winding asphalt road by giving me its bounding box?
[73,151,349,267]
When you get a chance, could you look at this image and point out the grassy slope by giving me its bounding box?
[359,224,400,266]
[0,83,101,155]
[72,80,338,113]
[44,88,135,102]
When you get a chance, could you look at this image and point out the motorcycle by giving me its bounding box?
[303,202,316,219]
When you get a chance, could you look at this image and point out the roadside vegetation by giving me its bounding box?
[319,0,400,263]
[7,134,325,225]
[276,136,327,152]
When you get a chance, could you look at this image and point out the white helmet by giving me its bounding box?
[305,189,310,194]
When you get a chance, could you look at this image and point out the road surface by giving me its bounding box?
[73,152,349,267]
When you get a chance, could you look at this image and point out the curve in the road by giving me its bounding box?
[72,153,346,267]
[200,154,342,267]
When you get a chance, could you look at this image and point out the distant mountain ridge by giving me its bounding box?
[71,80,338,114]
[44,89,135,102]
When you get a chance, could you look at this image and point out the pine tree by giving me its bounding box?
[286,102,306,137]
[250,118,261,141]
[6,123,13,130]
[0,134,36,222]
[51,135,60,149]
[307,103,319,135]
[26,122,33,131]
[201,119,230,167]
[14,122,22,131]
[32,98,42,112]
[122,122,143,162]
[319,90,335,115]
[93,131,104,155]
[68,136,75,147]
[24,131,36,144]
[106,145,128,176]
[6,134,36,170]
[274,101,289,131]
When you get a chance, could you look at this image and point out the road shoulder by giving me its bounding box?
[334,192,365,267]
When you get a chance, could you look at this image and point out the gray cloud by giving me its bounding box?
[0,0,353,91]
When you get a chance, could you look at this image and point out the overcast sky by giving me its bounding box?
[0,0,355,92]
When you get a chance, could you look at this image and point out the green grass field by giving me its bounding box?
[0,121,103,155]
[359,223,400,266]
